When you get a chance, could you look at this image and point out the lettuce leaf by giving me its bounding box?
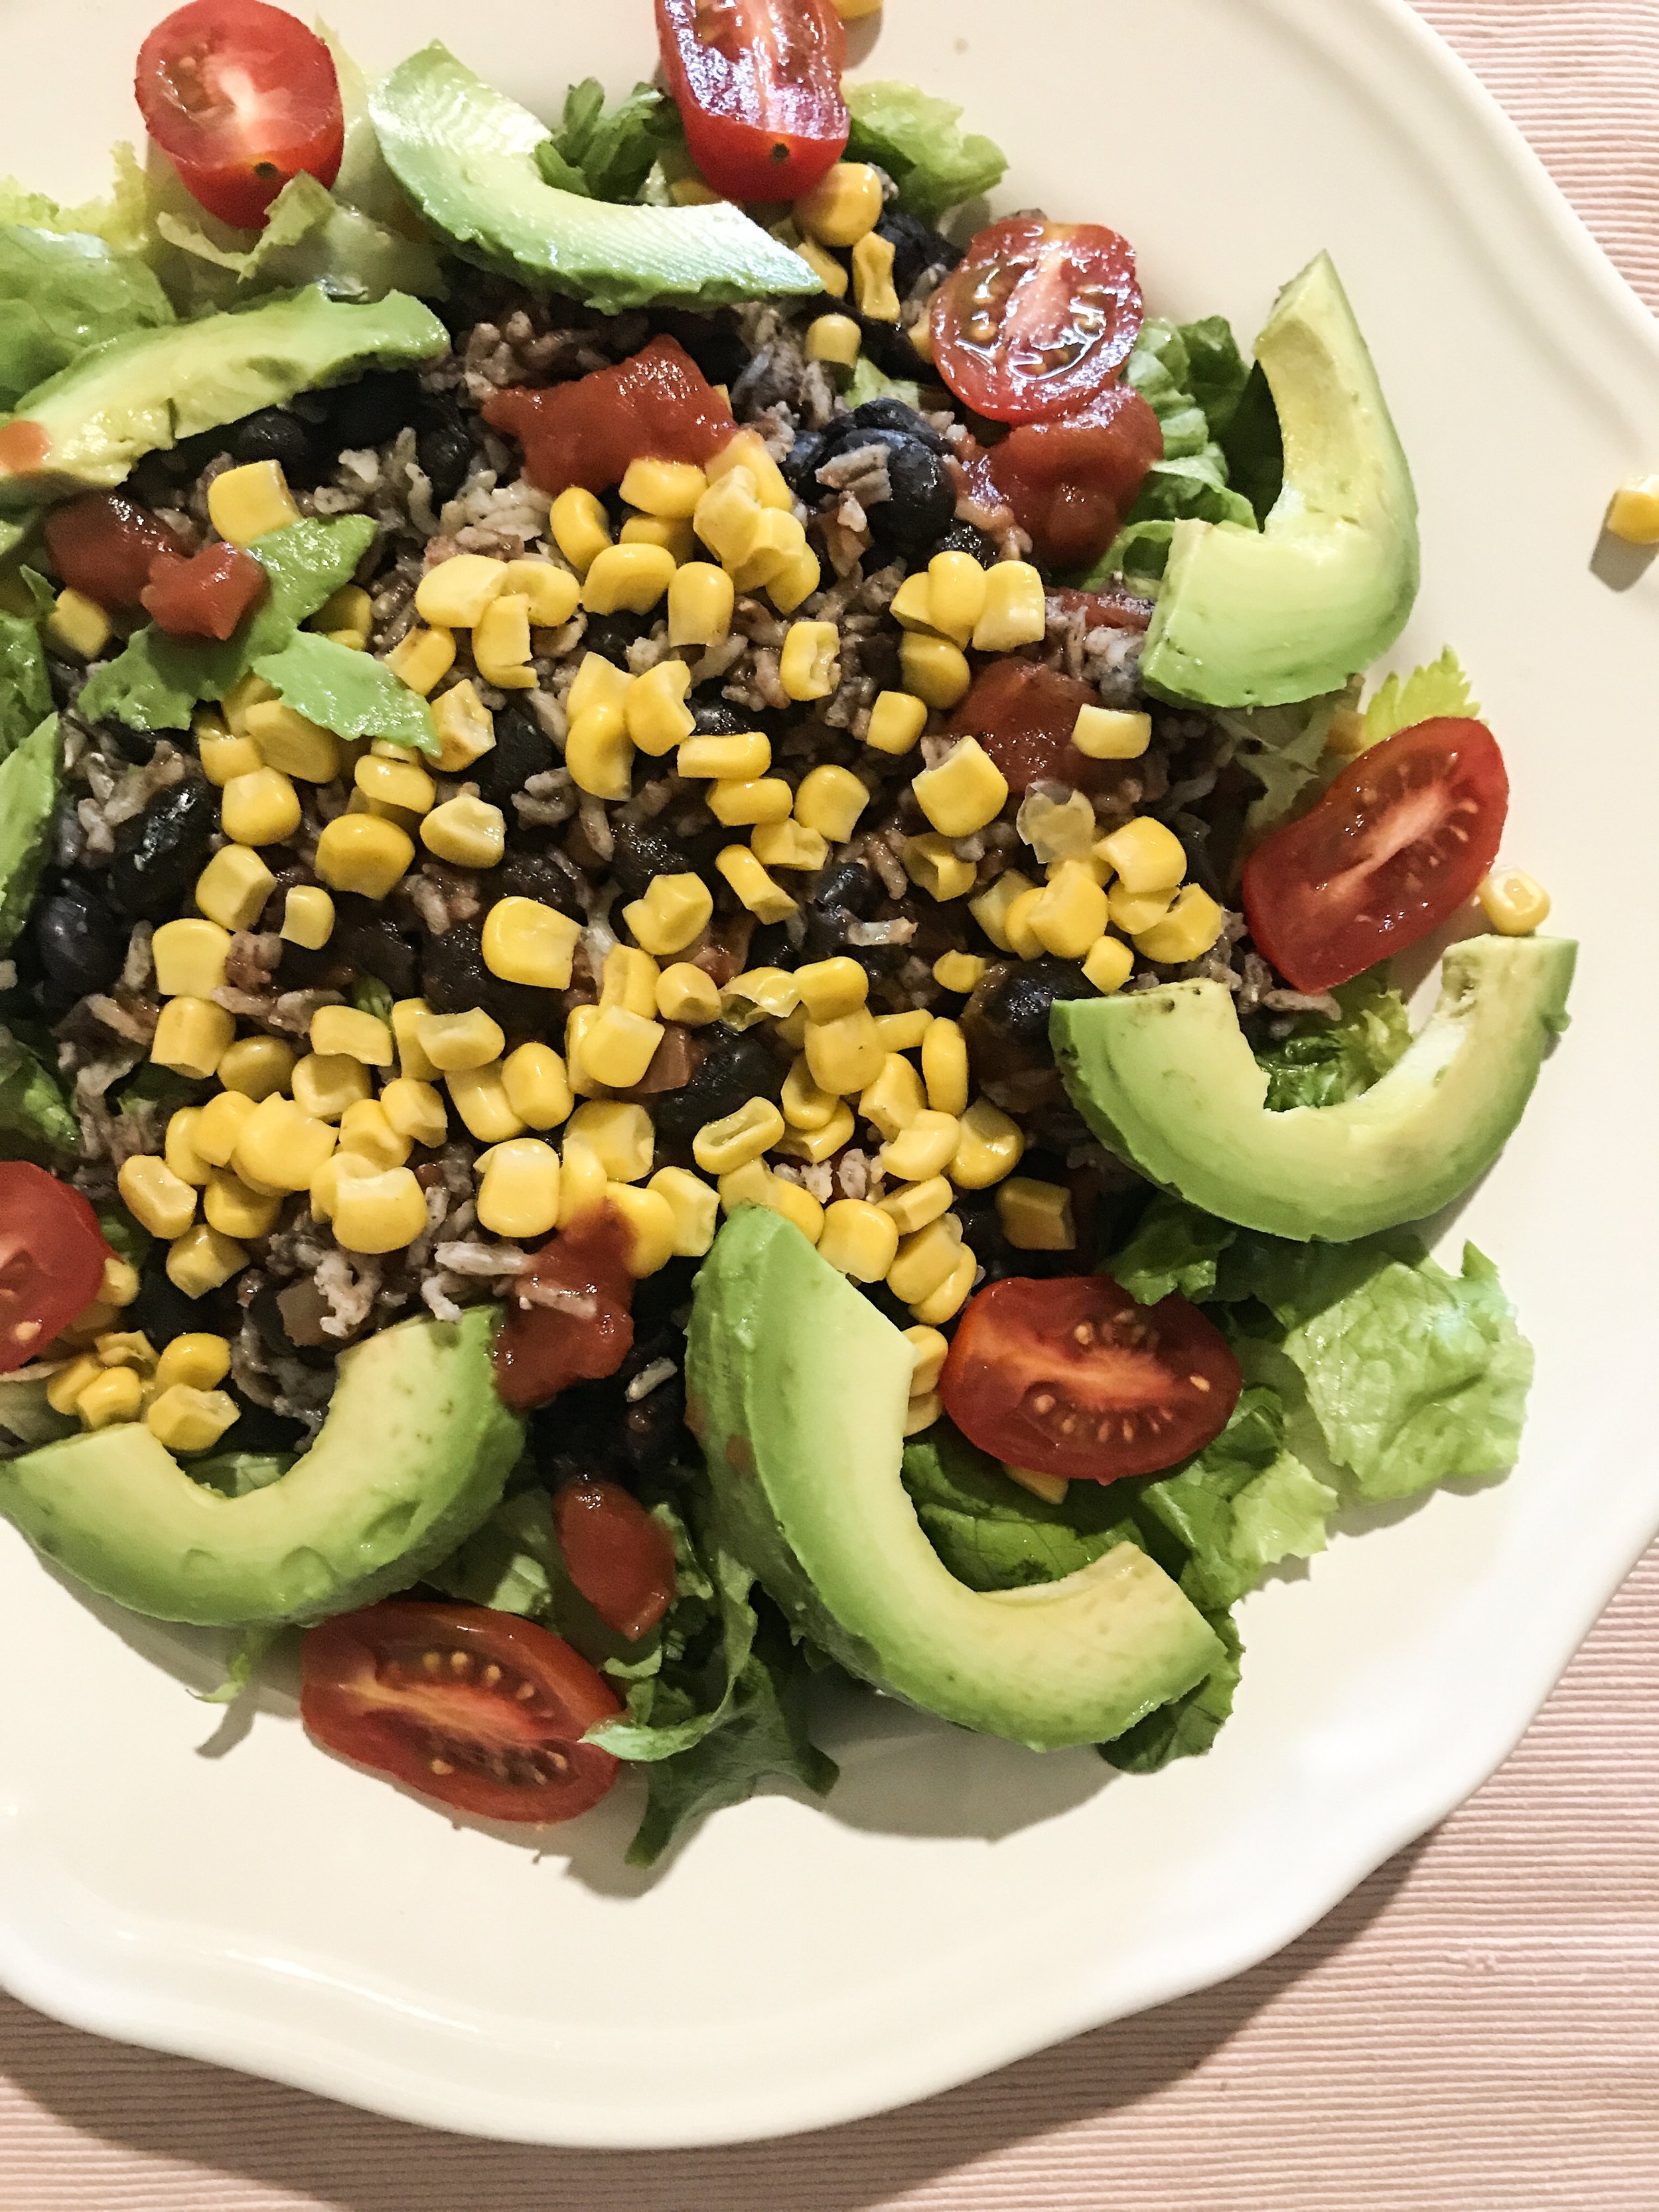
[1214,686,1354,834]
[1108,1191,1239,1308]
[1361,646,1479,749]
[152,173,441,315]
[0,224,174,410]
[1218,361,1285,524]
[0,1019,78,1158]
[0,715,59,952]
[1179,315,1252,443]
[252,631,437,755]
[1255,971,1411,1112]
[540,80,684,204]
[0,143,154,257]
[0,608,50,760]
[1138,1389,1336,1611]
[843,82,1007,222]
[902,1423,1145,1591]
[1103,1609,1240,1773]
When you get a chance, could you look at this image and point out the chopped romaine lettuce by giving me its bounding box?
[1137,1389,1336,1611]
[0,224,175,409]
[1103,1609,1240,1772]
[1361,645,1479,749]
[843,81,1007,222]
[0,1019,78,1159]
[539,80,685,204]
[0,609,51,761]
[153,173,442,313]
[0,715,59,952]
[1218,360,1285,524]
[1213,685,1354,833]
[902,1422,1143,1591]
[1108,1191,1240,1310]
[1255,972,1412,1112]
[0,143,153,258]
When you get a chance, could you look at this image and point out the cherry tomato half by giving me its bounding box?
[493,1207,637,1412]
[0,1164,111,1374]
[655,0,848,204]
[941,1275,1242,1483]
[1242,717,1509,995]
[932,218,1145,425]
[988,383,1164,571]
[44,493,185,614]
[483,336,737,501]
[555,1481,678,1642]
[301,1602,620,1824]
[135,0,344,232]
[141,542,269,640]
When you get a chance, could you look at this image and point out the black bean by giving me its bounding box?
[690,699,750,737]
[876,210,962,301]
[422,917,552,1035]
[217,1399,311,1456]
[326,371,420,454]
[745,920,798,972]
[855,317,934,382]
[612,816,708,903]
[220,407,328,486]
[963,957,1096,1082]
[781,427,832,502]
[492,847,587,917]
[622,1374,693,1480]
[650,1024,784,1147]
[470,703,556,811]
[107,780,218,921]
[868,433,956,551]
[812,857,884,921]
[415,396,477,504]
[855,628,902,695]
[845,396,950,456]
[128,1255,237,1348]
[651,311,751,390]
[35,883,125,1002]
[582,611,650,668]
[931,521,996,565]
[330,899,420,1001]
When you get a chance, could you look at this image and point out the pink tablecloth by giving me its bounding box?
[3,5,1656,2203]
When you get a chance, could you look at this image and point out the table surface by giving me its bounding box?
[4,4,1656,2203]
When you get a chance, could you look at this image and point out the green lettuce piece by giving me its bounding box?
[0,1366,75,1447]
[0,142,154,257]
[0,715,58,951]
[1256,971,1411,1112]
[1214,685,1354,834]
[253,630,438,755]
[540,80,684,204]
[0,608,50,760]
[1139,1389,1336,1611]
[152,173,441,315]
[195,1622,281,1706]
[348,973,395,1023]
[1102,1609,1240,1772]
[324,26,429,231]
[844,81,1007,222]
[1121,323,1211,461]
[0,1019,78,1157]
[902,1422,1146,1591]
[1108,1191,1237,1307]
[844,354,922,412]
[1179,315,1252,443]
[0,224,175,409]
[1218,360,1285,524]
[95,1203,151,1268]
[1362,646,1479,749]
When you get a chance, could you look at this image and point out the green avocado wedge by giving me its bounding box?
[370,45,820,313]
[1139,252,1420,708]
[687,1207,1222,1750]
[1052,934,1576,1244]
[0,1307,524,1626]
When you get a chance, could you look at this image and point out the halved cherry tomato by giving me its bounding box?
[44,493,185,613]
[483,336,737,501]
[948,658,1114,794]
[141,542,269,640]
[655,0,847,204]
[494,1207,637,1412]
[135,0,344,232]
[1242,717,1509,994]
[989,383,1163,571]
[942,1275,1242,1484]
[555,1480,678,1641]
[301,1602,620,1824]
[932,218,1144,425]
[0,1164,111,1374]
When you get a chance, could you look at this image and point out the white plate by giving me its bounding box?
[0,0,1652,2150]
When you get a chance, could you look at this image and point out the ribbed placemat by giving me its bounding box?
[2,7,1654,2204]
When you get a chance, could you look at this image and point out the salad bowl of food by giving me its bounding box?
[0,0,1646,2150]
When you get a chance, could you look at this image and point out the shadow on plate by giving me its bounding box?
[1589,525,1656,592]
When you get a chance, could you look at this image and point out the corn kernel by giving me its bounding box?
[315,812,415,900]
[1029,859,1110,960]
[882,1175,954,1234]
[1133,884,1226,964]
[166,1223,248,1298]
[780,621,841,705]
[332,1165,430,1254]
[1479,868,1551,936]
[617,875,711,967]
[751,818,828,872]
[717,968,797,1035]
[851,229,901,321]
[707,776,792,828]
[888,572,939,635]
[872,1012,931,1057]
[796,161,883,248]
[1105,879,1174,938]
[619,457,709,520]
[46,1353,104,1415]
[1098,816,1187,896]
[774,1099,855,1163]
[430,679,498,774]
[151,918,230,1000]
[717,1159,825,1244]
[472,593,536,690]
[280,883,334,950]
[223,672,277,735]
[145,1382,238,1453]
[910,1244,975,1325]
[192,1088,258,1165]
[622,512,697,562]
[908,1025,965,1124]
[1082,934,1134,993]
[337,1098,412,1170]
[386,998,437,1082]
[190,849,273,939]
[1073,703,1152,760]
[420,794,506,870]
[715,844,797,924]
[888,1214,964,1304]
[901,625,975,709]
[924,552,989,648]
[952,1096,1025,1188]
[912,736,1009,840]
[244,699,340,783]
[217,1034,295,1102]
[904,1325,949,1396]
[204,1166,281,1240]
[619,660,692,760]
[781,1054,839,1130]
[818,1199,900,1282]
[679,731,771,782]
[804,1006,883,1096]
[160,1106,208,1189]
[860,1052,926,1140]
[1606,475,1659,545]
[555,1134,608,1224]
[794,957,868,1024]
[794,234,851,296]
[563,1005,605,1099]
[581,1005,664,1089]
[43,586,111,660]
[291,1051,371,1123]
[151,996,235,1081]
[656,963,722,1026]
[972,561,1046,650]
[733,508,811,594]
[649,1165,719,1256]
[706,428,795,510]
[790,765,867,850]
[309,584,372,638]
[881,1109,962,1183]
[607,1183,678,1277]
[475,896,577,992]
[415,554,508,630]
[90,1330,157,1372]
[307,1005,392,1068]
[904,1389,942,1436]
[77,1364,145,1430]
[1001,885,1046,960]
[155,1333,233,1394]
[208,459,299,545]
[476,1138,561,1239]
[668,561,735,649]
[898,832,974,905]
[198,727,264,786]
[693,1096,785,1174]
[413,1008,502,1075]
[381,1076,449,1148]
[865,690,929,756]
[565,701,634,801]
[768,541,824,615]
[117,1155,198,1240]
[968,869,1036,952]
[583,544,678,619]
[449,1061,527,1144]
[550,486,612,575]
[993,1175,1075,1252]
[220,767,301,848]
[805,313,862,372]
[932,952,985,997]
[354,753,435,818]
[596,946,658,1022]
[387,625,456,698]
[566,1099,656,1185]
[232,1095,336,1194]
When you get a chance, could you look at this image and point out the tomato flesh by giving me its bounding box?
[483,336,737,501]
[655,0,847,204]
[932,218,1144,426]
[555,1480,678,1641]
[141,542,269,640]
[948,658,1118,796]
[44,493,184,613]
[0,1165,111,1374]
[135,0,344,231]
[989,384,1163,571]
[941,1275,1242,1483]
[1242,717,1509,994]
[494,1207,637,1412]
[301,1602,620,1824]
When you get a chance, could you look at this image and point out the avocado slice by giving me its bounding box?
[0,286,448,508]
[1139,253,1419,708]
[687,1207,1222,1750]
[0,1306,524,1625]
[1052,934,1576,1244]
[370,45,820,315]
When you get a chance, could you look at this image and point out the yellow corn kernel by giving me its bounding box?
[1133,884,1225,964]
[792,763,867,846]
[715,845,797,924]
[565,702,635,801]
[881,1109,962,1183]
[1105,880,1175,938]
[851,230,901,321]
[420,795,506,870]
[1606,475,1659,545]
[220,767,301,848]
[751,818,828,872]
[204,1166,281,1240]
[889,572,939,634]
[649,1165,720,1257]
[913,736,1009,840]
[309,1005,393,1067]
[415,1007,504,1075]
[1098,816,1187,895]
[46,1353,105,1414]
[904,1390,942,1436]
[796,161,884,248]
[474,1138,561,1239]
[166,1223,248,1298]
[581,1005,664,1089]
[891,832,970,907]
[415,554,508,630]
[679,731,771,782]
[563,1005,605,1098]
[622,510,696,561]
[780,1054,839,1131]
[192,849,273,940]
[767,541,823,615]
[951,1096,1025,1188]
[1029,859,1110,960]
[145,1382,238,1453]
[774,1099,855,1164]
[90,1324,156,1372]
[354,752,435,817]
[155,1333,233,1394]
[804,313,862,372]
[446,1061,526,1144]
[804,1006,884,1096]
[969,869,1037,952]
[1001,885,1045,960]
[794,957,868,1024]
[208,459,299,545]
[583,544,678,620]
[566,1098,657,1183]
[791,231,849,294]
[192,1088,258,1166]
[387,625,457,698]
[217,1034,295,1102]
[476,897,577,992]
[117,1155,198,1240]
[381,1075,449,1148]
[860,1051,926,1140]
[1073,703,1152,761]
[997,1175,1076,1252]
[1479,868,1551,935]
[151,996,235,1081]
[618,660,691,759]
[309,1147,380,1224]
[818,1199,900,1282]
[920,1018,970,1116]
[904,1324,949,1396]
[198,727,264,786]
[223,672,277,735]
[932,952,986,997]
[386,997,437,1082]
[555,1133,608,1225]
[332,1165,430,1254]
[472,593,536,691]
[151,918,231,999]
[77,1364,145,1430]
[874,1011,932,1054]
[232,1095,336,1194]
[291,1051,372,1123]
[887,1214,964,1305]
[596,946,657,1021]
[309,583,372,639]
[656,962,723,1026]
[668,561,735,649]
[164,1107,211,1188]
[705,778,790,832]
[706,427,794,510]
[279,883,334,951]
[1083,934,1134,994]
[882,1174,954,1234]
[865,690,929,757]
[725,967,802,1029]
[692,465,764,569]
[44,588,112,661]
[550,486,613,576]
[899,627,972,709]
[693,1096,786,1175]
[972,560,1046,650]
[619,456,709,520]
[336,1098,411,1170]
[733,508,811,594]
[618,876,711,967]
[429,678,498,774]
[717,1159,825,1244]
[244,700,340,784]
[608,1183,678,1277]
[910,1244,975,1325]
[315,812,415,900]
[925,552,989,648]
[780,620,841,704]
